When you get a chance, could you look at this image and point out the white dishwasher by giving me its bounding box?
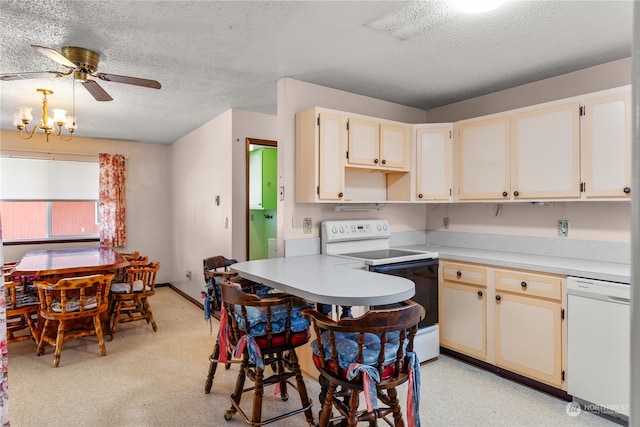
[567,276,630,418]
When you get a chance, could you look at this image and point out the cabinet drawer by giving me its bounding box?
[495,269,562,300]
[442,262,487,287]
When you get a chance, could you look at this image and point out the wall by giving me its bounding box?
[0,130,172,283]
[277,78,429,252]
[169,109,276,301]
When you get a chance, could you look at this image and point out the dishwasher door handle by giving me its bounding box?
[608,296,631,304]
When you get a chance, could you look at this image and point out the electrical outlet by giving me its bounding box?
[303,218,312,234]
[185,271,192,281]
[443,217,449,229]
[557,220,569,237]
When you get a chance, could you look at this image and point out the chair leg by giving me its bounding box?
[37,319,51,356]
[289,349,315,426]
[251,366,265,425]
[94,314,107,356]
[204,340,221,394]
[319,381,338,427]
[347,388,360,427]
[388,387,404,427]
[110,300,122,338]
[54,320,65,367]
[142,297,157,331]
[276,352,289,401]
[226,355,249,421]
[25,313,39,342]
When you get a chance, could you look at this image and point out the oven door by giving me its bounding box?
[369,258,438,329]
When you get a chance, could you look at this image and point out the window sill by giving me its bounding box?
[2,238,100,246]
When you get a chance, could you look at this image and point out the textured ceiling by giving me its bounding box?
[0,0,634,144]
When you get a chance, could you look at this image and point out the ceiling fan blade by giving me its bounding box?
[96,73,161,89]
[82,80,113,101]
[0,71,65,81]
[31,45,77,69]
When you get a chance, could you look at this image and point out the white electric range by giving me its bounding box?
[321,219,440,362]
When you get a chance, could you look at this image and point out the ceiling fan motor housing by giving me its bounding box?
[61,46,100,75]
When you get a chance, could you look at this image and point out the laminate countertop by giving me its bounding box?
[398,244,630,284]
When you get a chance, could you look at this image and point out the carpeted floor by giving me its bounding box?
[7,287,620,426]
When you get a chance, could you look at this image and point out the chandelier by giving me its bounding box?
[12,87,76,142]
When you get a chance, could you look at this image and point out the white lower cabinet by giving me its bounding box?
[439,261,567,390]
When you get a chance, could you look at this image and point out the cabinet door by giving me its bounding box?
[511,103,580,199]
[458,116,510,200]
[249,149,263,209]
[440,281,487,360]
[318,112,345,200]
[347,117,379,168]
[582,91,631,198]
[494,292,563,388]
[416,126,452,200]
[380,123,410,170]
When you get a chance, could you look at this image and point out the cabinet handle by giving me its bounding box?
[418,193,424,199]
[502,191,508,197]
[381,159,386,165]
[456,271,462,278]
[338,192,344,198]
[521,281,527,288]
[513,191,519,197]
[374,159,379,164]
[495,295,501,301]
[477,290,483,297]
[624,187,631,194]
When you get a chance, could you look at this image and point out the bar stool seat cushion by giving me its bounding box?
[311,331,403,379]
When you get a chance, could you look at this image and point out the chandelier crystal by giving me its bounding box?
[13,88,76,142]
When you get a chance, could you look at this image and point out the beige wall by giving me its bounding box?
[169,109,277,301]
[0,130,172,283]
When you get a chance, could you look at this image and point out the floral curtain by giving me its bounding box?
[99,153,127,247]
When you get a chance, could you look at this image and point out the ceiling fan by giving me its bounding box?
[0,45,161,101]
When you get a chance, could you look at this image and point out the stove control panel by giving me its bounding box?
[322,219,391,243]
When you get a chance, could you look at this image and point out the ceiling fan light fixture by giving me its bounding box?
[453,0,508,13]
[13,88,75,142]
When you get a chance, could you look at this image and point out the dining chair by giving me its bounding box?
[303,300,425,427]
[202,255,238,313]
[35,274,114,367]
[114,252,148,282]
[4,274,40,344]
[109,261,160,338]
[218,279,315,426]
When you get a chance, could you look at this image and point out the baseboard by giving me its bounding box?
[162,283,221,320]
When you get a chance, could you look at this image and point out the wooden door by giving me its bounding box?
[582,90,631,198]
[494,292,563,387]
[347,117,379,168]
[458,116,510,200]
[380,122,410,170]
[440,281,487,360]
[416,126,452,200]
[511,102,580,199]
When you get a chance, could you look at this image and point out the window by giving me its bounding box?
[0,157,99,242]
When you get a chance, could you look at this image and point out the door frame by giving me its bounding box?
[246,138,277,260]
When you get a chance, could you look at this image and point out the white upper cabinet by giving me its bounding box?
[347,116,410,171]
[415,125,453,201]
[296,108,345,202]
[458,116,511,200]
[581,89,631,198]
[511,102,581,199]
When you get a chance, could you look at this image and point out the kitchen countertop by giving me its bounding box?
[398,244,630,284]
[231,254,414,306]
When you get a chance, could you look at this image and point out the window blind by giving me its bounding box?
[0,157,99,200]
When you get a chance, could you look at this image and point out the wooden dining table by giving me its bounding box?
[10,246,129,283]
[10,246,129,340]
